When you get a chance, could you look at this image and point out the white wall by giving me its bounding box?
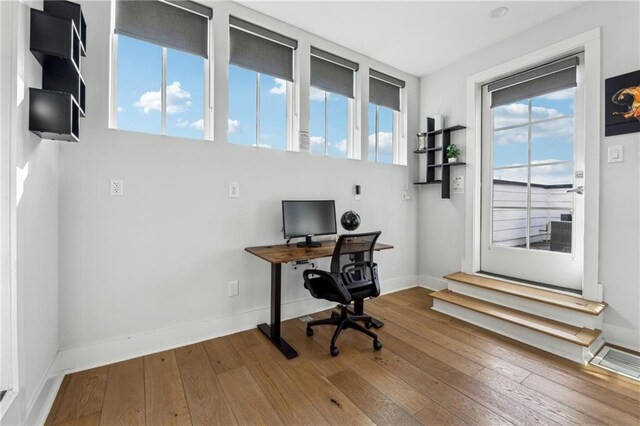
[2,0,61,423]
[57,1,419,364]
[418,1,640,350]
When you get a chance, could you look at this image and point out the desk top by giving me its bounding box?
[245,240,394,264]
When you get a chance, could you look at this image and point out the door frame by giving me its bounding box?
[462,28,602,301]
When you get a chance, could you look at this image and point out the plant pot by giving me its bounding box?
[448,157,458,163]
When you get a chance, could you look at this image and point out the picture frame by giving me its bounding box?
[604,70,640,137]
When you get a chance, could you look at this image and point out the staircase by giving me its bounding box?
[431,272,606,364]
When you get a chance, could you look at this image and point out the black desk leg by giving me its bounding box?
[257,263,298,359]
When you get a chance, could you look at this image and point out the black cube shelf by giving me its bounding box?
[414,117,466,199]
[29,1,86,142]
[29,89,79,142]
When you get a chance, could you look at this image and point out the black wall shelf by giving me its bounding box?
[29,1,86,142]
[414,117,466,199]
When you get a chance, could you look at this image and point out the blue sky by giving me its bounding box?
[117,35,205,140]
[117,35,395,163]
[492,87,575,186]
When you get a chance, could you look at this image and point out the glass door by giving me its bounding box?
[480,55,585,291]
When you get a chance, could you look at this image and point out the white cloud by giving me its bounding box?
[117,106,124,113]
[176,118,189,127]
[494,105,573,145]
[269,78,287,95]
[494,160,572,185]
[310,136,324,146]
[190,119,204,130]
[310,87,326,102]
[369,132,393,155]
[228,119,239,134]
[331,138,347,153]
[134,81,192,114]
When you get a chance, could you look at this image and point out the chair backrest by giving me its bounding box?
[330,231,381,274]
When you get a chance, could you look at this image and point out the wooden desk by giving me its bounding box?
[245,240,393,359]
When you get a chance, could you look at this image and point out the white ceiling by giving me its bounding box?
[237,1,587,76]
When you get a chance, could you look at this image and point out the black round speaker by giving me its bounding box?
[340,210,361,231]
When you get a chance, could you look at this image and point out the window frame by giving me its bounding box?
[369,102,400,164]
[108,1,213,140]
[227,64,294,150]
[309,87,355,158]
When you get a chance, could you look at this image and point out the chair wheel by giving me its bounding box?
[306,327,314,337]
[331,310,339,318]
[365,320,373,329]
[373,340,383,350]
[330,346,340,357]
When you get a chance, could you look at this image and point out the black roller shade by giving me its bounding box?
[310,47,358,99]
[229,16,297,81]
[115,0,211,58]
[489,57,579,108]
[369,69,405,111]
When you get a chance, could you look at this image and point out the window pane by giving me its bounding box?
[492,207,528,248]
[327,93,348,158]
[493,100,528,129]
[531,117,574,163]
[368,104,376,161]
[309,87,326,156]
[260,74,287,150]
[117,35,161,133]
[531,87,575,122]
[228,65,256,146]
[492,168,528,208]
[377,106,394,164]
[493,126,528,168]
[166,49,205,139]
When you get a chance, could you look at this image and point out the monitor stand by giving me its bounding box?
[297,235,322,248]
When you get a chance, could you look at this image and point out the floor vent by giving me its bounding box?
[590,346,640,381]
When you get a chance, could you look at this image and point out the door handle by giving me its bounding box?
[566,186,584,195]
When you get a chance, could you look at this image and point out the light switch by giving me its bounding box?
[608,146,624,163]
[453,176,464,194]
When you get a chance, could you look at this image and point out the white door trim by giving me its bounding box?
[463,28,602,301]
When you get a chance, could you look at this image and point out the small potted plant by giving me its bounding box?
[446,144,460,163]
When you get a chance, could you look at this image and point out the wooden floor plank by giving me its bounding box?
[473,368,597,424]
[99,359,145,426]
[384,289,640,408]
[174,343,238,426]
[366,300,532,382]
[201,334,245,374]
[272,321,376,425]
[45,288,640,426]
[413,400,468,426]
[327,368,421,425]
[143,350,191,426]
[522,373,640,425]
[239,344,329,425]
[46,367,108,425]
[303,314,432,415]
[217,366,284,426]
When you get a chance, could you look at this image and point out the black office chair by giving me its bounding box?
[303,231,383,356]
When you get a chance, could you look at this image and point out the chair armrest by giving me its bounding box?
[303,269,352,303]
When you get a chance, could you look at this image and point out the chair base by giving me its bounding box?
[306,305,382,356]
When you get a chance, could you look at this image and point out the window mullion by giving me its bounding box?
[161,46,167,134]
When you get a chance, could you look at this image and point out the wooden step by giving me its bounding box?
[444,272,606,316]
[430,290,602,347]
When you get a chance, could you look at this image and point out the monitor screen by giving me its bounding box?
[282,200,337,239]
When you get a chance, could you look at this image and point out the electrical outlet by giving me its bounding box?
[229,182,240,198]
[228,280,239,297]
[401,190,411,201]
[110,179,123,196]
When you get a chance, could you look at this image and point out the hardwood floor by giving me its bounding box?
[46,288,640,426]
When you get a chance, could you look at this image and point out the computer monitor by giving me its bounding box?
[282,200,337,247]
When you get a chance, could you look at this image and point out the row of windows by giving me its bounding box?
[112,4,403,164]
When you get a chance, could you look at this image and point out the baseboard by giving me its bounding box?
[55,275,419,376]
[603,323,640,352]
[417,274,447,291]
[23,353,63,426]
